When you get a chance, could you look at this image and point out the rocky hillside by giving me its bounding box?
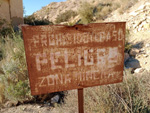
[33,0,150,73]
[33,0,138,24]
[105,0,150,32]
[33,0,94,22]
[33,0,150,31]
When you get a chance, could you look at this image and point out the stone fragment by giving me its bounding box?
[138,27,142,31]
[124,52,130,63]
[129,48,140,56]
[51,95,60,103]
[134,68,145,73]
[145,43,150,47]
[139,48,146,54]
[143,54,149,57]
[4,101,18,108]
[37,106,42,108]
[129,11,138,16]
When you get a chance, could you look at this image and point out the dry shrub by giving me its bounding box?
[84,70,150,113]
[0,83,5,104]
[55,70,150,113]
[94,2,120,21]
[55,10,77,24]
[78,2,94,24]
[24,16,53,26]
[0,31,32,104]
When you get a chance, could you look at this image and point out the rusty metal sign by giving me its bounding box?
[22,22,125,95]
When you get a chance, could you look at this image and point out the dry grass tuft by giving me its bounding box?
[0,83,5,104]
[54,70,150,113]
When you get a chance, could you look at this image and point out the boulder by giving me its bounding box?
[125,58,141,69]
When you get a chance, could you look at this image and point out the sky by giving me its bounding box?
[23,0,66,16]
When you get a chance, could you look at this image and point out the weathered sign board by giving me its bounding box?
[22,22,125,95]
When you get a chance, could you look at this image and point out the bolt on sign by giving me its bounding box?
[22,22,125,95]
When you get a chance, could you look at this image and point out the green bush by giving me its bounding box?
[0,27,14,37]
[78,2,120,24]
[0,31,32,103]
[78,2,94,24]
[0,19,13,37]
[55,10,77,24]
[24,16,53,25]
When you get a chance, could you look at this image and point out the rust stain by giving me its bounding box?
[22,22,126,95]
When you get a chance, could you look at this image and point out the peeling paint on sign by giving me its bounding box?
[22,22,125,95]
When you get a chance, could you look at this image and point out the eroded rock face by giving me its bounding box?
[128,2,150,32]
[105,1,150,33]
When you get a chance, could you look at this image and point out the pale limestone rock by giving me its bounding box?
[51,95,60,103]
[145,43,150,47]
[144,23,150,29]
[134,68,145,73]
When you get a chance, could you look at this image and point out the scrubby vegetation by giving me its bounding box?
[55,10,77,24]
[0,31,32,104]
[93,2,120,21]
[84,70,150,113]
[24,16,53,25]
[57,70,150,113]
[77,1,118,24]
[78,2,94,24]
[76,0,138,24]
[0,19,13,37]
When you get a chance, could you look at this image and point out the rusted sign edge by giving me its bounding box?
[22,22,126,95]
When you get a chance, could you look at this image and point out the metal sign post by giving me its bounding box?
[78,88,84,113]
